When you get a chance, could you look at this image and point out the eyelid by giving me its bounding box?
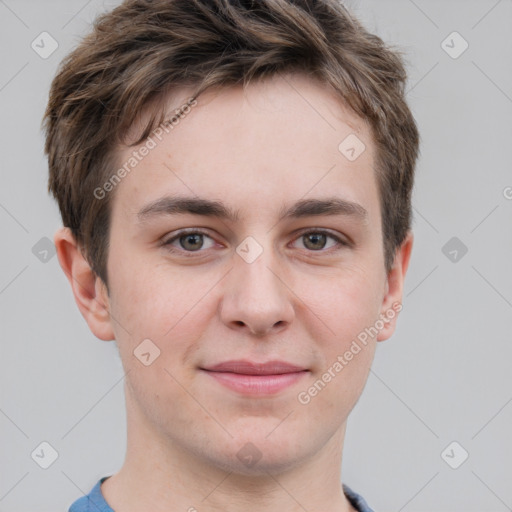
[161,227,216,249]
[291,227,350,246]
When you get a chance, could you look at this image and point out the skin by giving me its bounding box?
[55,72,413,512]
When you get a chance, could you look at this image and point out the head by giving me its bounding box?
[45,0,418,475]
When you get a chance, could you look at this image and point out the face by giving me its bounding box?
[95,73,407,474]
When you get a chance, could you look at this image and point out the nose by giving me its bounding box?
[220,247,295,337]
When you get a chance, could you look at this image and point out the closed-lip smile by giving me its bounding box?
[200,360,309,395]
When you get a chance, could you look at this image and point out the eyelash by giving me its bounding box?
[161,228,349,256]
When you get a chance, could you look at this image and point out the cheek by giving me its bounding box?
[292,264,383,405]
[109,251,190,330]
[297,264,384,339]
[108,258,214,371]
[295,273,380,415]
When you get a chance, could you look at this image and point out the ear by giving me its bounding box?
[54,227,115,341]
[376,231,413,342]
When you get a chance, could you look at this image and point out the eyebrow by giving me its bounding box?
[136,195,368,224]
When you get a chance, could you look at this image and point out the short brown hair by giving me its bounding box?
[43,0,419,287]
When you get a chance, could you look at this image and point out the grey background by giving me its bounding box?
[1,0,511,510]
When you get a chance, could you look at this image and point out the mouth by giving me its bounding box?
[200,360,309,395]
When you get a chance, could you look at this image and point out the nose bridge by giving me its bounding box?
[237,242,281,298]
[221,236,294,335]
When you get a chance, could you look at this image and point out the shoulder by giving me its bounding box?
[68,476,114,512]
[343,483,376,512]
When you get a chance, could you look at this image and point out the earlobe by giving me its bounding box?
[54,227,115,341]
[376,231,414,342]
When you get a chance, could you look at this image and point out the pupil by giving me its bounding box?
[182,234,202,250]
[306,233,325,250]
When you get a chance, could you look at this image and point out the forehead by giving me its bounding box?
[112,73,378,224]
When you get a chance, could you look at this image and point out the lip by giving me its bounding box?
[200,360,309,395]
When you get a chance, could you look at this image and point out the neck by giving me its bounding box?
[101,387,357,512]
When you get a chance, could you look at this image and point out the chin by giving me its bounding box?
[208,430,311,477]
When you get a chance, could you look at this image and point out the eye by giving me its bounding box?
[162,229,216,253]
[161,228,349,257]
[291,229,348,252]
